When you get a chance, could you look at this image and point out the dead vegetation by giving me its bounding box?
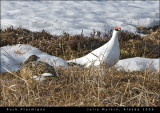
[0,25,160,60]
[0,66,160,106]
[0,26,160,106]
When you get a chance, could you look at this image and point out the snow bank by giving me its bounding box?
[1,44,68,72]
[114,57,159,72]
[1,1,159,36]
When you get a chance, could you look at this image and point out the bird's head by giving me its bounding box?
[114,26,121,31]
[29,55,40,61]
[24,55,40,64]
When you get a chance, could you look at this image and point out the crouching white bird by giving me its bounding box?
[67,26,121,68]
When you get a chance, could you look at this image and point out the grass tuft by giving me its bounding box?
[0,66,159,106]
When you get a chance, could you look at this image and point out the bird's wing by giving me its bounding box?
[67,42,110,67]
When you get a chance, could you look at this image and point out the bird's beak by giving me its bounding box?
[118,27,121,31]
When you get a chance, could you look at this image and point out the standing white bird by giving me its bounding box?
[67,26,121,68]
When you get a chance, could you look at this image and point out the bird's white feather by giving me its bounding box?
[41,73,53,77]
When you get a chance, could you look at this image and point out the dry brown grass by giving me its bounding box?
[1,26,160,60]
[0,66,160,107]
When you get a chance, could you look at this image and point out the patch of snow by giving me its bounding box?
[1,44,68,72]
[1,1,159,36]
[114,57,159,72]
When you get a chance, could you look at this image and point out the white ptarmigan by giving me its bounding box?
[67,26,121,68]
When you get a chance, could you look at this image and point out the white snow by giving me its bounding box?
[1,44,68,72]
[114,57,159,72]
[1,1,159,36]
